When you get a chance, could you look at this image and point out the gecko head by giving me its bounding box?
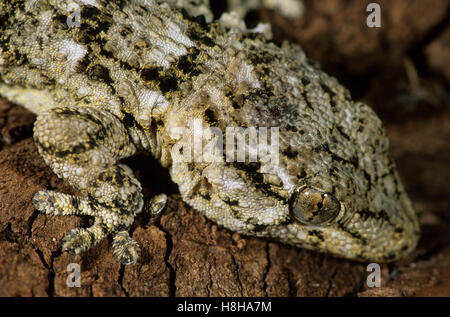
[176,65,420,262]
[195,153,420,262]
[192,102,420,262]
[267,102,422,262]
[283,180,420,262]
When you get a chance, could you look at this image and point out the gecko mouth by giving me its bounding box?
[336,200,420,261]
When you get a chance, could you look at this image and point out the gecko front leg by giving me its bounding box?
[32,106,146,264]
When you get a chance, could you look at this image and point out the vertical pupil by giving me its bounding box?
[290,188,340,225]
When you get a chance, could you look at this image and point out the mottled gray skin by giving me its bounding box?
[0,0,420,264]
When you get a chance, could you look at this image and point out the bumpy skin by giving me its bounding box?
[0,0,420,264]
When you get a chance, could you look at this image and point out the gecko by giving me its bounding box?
[0,0,420,265]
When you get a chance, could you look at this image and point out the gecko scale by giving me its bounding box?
[0,0,420,264]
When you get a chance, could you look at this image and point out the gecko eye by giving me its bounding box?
[289,187,340,225]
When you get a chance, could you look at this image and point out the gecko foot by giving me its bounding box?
[62,224,106,255]
[112,231,141,265]
[145,193,167,216]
